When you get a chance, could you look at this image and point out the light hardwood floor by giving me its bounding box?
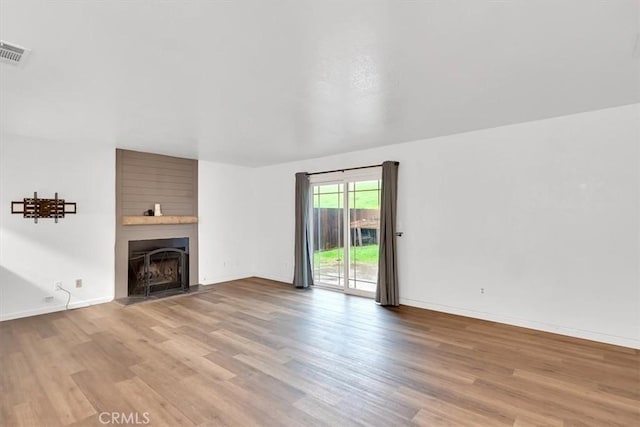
[1,278,638,426]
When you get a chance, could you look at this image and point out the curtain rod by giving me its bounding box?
[306,161,398,176]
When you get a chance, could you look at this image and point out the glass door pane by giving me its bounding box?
[312,183,345,288]
[348,180,381,293]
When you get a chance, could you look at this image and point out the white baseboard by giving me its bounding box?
[400,297,640,350]
[0,296,114,322]
[199,273,255,286]
[6,280,634,350]
[251,274,292,285]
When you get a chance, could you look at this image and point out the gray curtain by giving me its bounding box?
[293,172,314,288]
[376,161,399,306]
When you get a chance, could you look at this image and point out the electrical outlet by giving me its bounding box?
[480,288,485,294]
[54,281,62,291]
[75,279,82,288]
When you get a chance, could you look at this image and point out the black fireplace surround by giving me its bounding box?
[128,237,189,297]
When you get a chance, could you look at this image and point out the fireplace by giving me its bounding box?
[128,238,189,296]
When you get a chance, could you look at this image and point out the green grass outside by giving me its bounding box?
[314,244,379,266]
[313,181,380,209]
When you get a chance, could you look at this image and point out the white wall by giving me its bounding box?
[2,105,637,348]
[249,104,640,348]
[198,160,255,284]
[0,140,256,319]
[0,135,115,320]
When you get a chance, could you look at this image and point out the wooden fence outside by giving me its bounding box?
[312,208,379,251]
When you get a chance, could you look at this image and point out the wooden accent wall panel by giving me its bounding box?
[120,150,197,216]
[115,149,199,298]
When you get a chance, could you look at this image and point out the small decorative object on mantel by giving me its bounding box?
[143,209,154,216]
[154,203,163,217]
[11,192,77,224]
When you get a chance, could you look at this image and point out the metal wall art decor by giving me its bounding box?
[11,192,77,223]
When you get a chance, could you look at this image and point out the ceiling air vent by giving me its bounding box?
[0,41,30,65]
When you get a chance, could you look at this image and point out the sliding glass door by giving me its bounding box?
[311,171,381,296]
[312,183,346,288]
[347,180,380,293]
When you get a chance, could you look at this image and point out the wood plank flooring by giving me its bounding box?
[1,277,638,426]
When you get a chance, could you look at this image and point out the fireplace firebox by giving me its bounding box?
[128,238,189,296]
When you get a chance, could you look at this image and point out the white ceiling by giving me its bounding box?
[1,0,638,166]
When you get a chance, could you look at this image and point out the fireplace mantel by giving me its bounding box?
[122,216,198,226]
